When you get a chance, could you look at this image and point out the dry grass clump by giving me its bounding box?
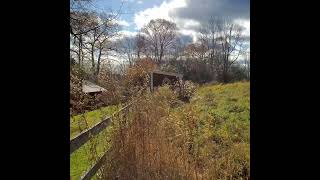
[100,86,199,180]
[98,82,249,180]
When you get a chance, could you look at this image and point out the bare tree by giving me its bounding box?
[118,36,137,67]
[136,32,149,60]
[243,51,250,79]
[168,37,184,60]
[141,19,178,64]
[70,0,124,37]
[218,20,245,82]
[83,13,120,77]
[70,0,124,76]
[70,11,96,66]
[197,17,225,81]
[184,43,207,60]
[70,10,122,82]
[199,17,245,82]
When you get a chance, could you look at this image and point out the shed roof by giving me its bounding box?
[152,70,183,78]
[82,80,106,93]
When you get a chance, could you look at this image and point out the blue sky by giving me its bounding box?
[93,0,165,32]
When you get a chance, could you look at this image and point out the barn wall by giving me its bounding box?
[152,73,180,89]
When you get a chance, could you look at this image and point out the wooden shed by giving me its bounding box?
[150,70,183,91]
[82,80,106,96]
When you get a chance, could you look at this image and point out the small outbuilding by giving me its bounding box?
[82,80,106,96]
[150,70,183,91]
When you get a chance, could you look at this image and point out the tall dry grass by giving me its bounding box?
[99,87,198,180]
[98,85,249,180]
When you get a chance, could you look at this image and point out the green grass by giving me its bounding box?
[70,105,120,139]
[171,81,250,178]
[70,105,121,179]
[193,82,250,141]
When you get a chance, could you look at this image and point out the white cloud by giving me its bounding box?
[134,0,187,29]
[133,0,249,43]
[116,20,130,27]
[119,30,137,37]
[234,19,250,37]
[108,31,137,42]
[179,29,199,42]
[134,0,203,42]
[182,19,200,28]
[137,0,143,4]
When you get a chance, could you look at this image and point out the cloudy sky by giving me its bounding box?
[86,0,250,63]
[91,0,250,43]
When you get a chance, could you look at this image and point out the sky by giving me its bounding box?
[91,0,250,44]
[81,0,250,64]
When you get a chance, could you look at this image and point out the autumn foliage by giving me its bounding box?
[123,58,158,94]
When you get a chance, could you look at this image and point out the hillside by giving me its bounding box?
[70,81,250,179]
[160,81,250,179]
[183,81,250,178]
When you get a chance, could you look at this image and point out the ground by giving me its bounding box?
[169,81,250,178]
[70,81,250,179]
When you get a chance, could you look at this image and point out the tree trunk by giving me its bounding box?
[96,45,103,77]
[78,35,82,66]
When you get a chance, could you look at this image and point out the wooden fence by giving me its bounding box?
[70,103,133,180]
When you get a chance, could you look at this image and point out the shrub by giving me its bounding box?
[123,58,157,97]
[97,67,124,106]
[174,80,197,102]
[70,65,93,115]
[101,87,198,180]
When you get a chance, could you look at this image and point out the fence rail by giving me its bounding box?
[70,117,112,154]
[80,149,110,180]
[70,103,133,179]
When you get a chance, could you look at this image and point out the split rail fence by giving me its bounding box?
[70,103,133,180]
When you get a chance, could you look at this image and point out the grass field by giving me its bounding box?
[181,81,250,178]
[70,105,120,138]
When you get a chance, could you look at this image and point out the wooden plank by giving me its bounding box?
[150,72,153,92]
[70,117,111,154]
[152,70,183,78]
[80,150,109,180]
[70,103,132,154]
